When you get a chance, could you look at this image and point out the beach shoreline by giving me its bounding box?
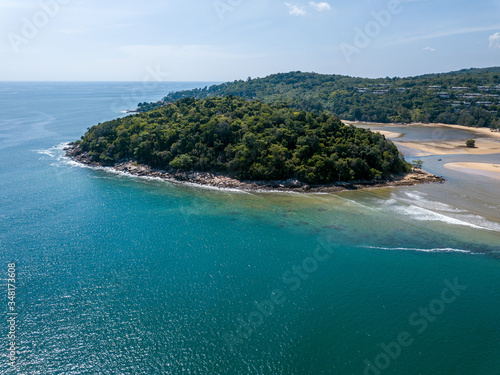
[444,162,500,180]
[343,120,500,139]
[344,120,500,157]
[394,139,500,156]
[64,143,444,193]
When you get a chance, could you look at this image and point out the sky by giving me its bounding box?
[0,0,499,81]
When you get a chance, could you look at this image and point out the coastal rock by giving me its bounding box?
[64,143,445,193]
[284,179,303,188]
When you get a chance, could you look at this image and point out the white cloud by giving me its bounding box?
[285,2,306,16]
[489,32,500,48]
[423,46,435,52]
[309,2,331,12]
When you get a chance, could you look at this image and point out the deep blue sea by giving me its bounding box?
[1,82,499,374]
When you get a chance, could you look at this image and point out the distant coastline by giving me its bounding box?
[64,143,444,193]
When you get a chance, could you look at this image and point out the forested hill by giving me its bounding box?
[75,96,410,184]
[139,67,500,128]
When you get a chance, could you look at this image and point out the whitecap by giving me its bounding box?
[450,213,500,232]
[336,195,376,211]
[378,191,500,232]
[391,204,485,229]
[397,191,466,213]
[36,149,56,157]
[363,246,473,254]
[59,154,254,194]
[404,191,428,200]
[34,142,72,160]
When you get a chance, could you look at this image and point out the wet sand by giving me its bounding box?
[394,139,500,156]
[444,162,500,179]
[345,120,500,140]
[345,120,500,156]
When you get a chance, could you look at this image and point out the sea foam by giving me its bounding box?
[363,246,473,254]
[379,190,500,232]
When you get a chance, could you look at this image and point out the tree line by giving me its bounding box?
[139,68,500,129]
[77,96,410,184]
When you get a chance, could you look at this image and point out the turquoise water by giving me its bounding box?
[1,83,499,374]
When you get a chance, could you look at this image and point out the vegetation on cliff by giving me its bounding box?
[75,96,410,184]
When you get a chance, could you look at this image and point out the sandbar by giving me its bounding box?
[346,120,500,140]
[344,120,500,156]
[444,162,500,180]
[394,139,500,156]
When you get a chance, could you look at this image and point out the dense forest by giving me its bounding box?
[139,67,500,128]
[76,96,410,184]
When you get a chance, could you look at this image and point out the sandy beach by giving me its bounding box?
[346,120,500,156]
[394,138,500,156]
[345,120,500,140]
[444,162,500,180]
[394,122,500,156]
[346,120,500,178]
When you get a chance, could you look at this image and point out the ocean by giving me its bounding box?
[1,82,499,374]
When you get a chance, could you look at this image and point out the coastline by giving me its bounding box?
[345,120,500,157]
[64,143,444,193]
[393,138,500,156]
[343,120,500,140]
[444,162,500,180]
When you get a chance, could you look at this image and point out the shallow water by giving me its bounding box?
[1,83,499,374]
[354,123,481,142]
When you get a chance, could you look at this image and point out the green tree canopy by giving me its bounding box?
[77,96,411,184]
[140,68,500,129]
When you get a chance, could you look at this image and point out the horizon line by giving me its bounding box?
[1,66,499,83]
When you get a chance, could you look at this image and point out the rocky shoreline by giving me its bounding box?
[65,143,445,193]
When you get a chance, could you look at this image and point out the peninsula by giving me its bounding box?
[66,96,443,192]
